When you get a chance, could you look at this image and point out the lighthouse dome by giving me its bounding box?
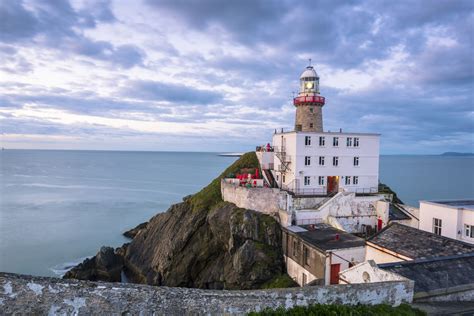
[300,66,318,79]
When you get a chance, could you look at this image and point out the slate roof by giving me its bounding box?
[425,200,474,210]
[389,203,411,221]
[367,223,474,259]
[288,224,366,252]
[379,253,474,293]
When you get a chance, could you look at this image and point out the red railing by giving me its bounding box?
[293,95,325,106]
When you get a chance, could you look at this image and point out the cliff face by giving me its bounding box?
[124,200,283,289]
[65,153,293,289]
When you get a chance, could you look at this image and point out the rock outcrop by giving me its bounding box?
[123,222,147,239]
[64,152,293,289]
[63,246,123,282]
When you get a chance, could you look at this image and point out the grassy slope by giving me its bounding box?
[189,152,260,212]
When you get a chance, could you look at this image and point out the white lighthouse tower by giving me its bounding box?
[269,64,380,195]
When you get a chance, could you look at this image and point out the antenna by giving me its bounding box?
[308,58,312,66]
[292,91,295,98]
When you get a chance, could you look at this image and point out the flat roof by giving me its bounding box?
[273,131,381,137]
[368,223,474,259]
[421,199,474,210]
[285,223,366,251]
[379,253,474,293]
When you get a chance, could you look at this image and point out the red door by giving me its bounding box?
[327,176,338,194]
[330,264,341,284]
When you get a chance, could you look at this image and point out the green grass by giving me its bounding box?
[248,303,426,316]
[189,152,260,212]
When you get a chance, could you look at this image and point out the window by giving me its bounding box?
[319,156,325,166]
[276,175,279,181]
[465,224,474,238]
[303,246,310,266]
[309,107,314,113]
[333,137,339,147]
[353,176,359,185]
[302,273,307,286]
[319,136,325,146]
[305,156,311,166]
[354,137,360,147]
[318,176,325,185]
[345,176,351,185]
[305,136,311,146]
[346,137,353,147]
[354,156,359,166]
[433,218,442,235]
[304,176,311,186]
[293,240,298,257]
[333,156,339,166]
[309,123,313,128]
[282,175,286,183]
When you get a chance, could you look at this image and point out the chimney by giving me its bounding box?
[339,128,342,133]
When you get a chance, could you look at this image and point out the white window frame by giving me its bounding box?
[318,176,325,185]
[345,176,351,185]
[353,176,359,185]
[305,136,312,146]
[304,176,311,186]
[319,156,325,166]
[354,156,359,166]
[433,218,442,235]
[354,137,360,147]
[333,156,339,166]
[346,137,353,147]
[333,137,339,147]
[319,136,325,146]
[465,224,474,238]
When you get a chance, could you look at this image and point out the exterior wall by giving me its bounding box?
[419,201,474,244]
[272,131,379,195]
[295,104,323,132]
[285,256,319,286]
[339,260,408,284]
[365,243,411,264]
[282,230,326,281]
[0,272,414,314]
[317,192,385,233]
[326,247,366,285]
[221,180,287,215]
[256,151,274,170]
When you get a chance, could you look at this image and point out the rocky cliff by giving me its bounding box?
[65,152,294,289]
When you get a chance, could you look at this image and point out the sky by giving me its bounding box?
[0,0,473,154]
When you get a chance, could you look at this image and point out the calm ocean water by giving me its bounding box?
[0,150,473,277]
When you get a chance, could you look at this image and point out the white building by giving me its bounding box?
[419,200,474,244]
[272,131,380,195]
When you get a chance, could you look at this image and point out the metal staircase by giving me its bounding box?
[274,146,291,173]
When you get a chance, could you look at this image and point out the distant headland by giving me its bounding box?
[440,152,474,156]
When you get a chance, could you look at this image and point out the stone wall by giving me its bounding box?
[0,273,414,315]
[221,180,287,215]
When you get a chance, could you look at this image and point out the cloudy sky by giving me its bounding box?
[0,0,472,153]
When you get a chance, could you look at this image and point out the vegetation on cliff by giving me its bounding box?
[189,151,259,212]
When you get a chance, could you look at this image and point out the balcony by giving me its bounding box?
[293,95,325,106]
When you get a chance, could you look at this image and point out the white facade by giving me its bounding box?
[272,131,380,195]
[419,200,474,244]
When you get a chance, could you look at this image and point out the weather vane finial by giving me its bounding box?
[308,58,312,66]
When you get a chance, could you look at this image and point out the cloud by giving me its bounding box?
[123,80,223,105]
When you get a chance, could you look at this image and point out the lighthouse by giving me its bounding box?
[294,65,325,132]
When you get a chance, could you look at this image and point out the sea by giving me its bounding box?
[0,150,473,277]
